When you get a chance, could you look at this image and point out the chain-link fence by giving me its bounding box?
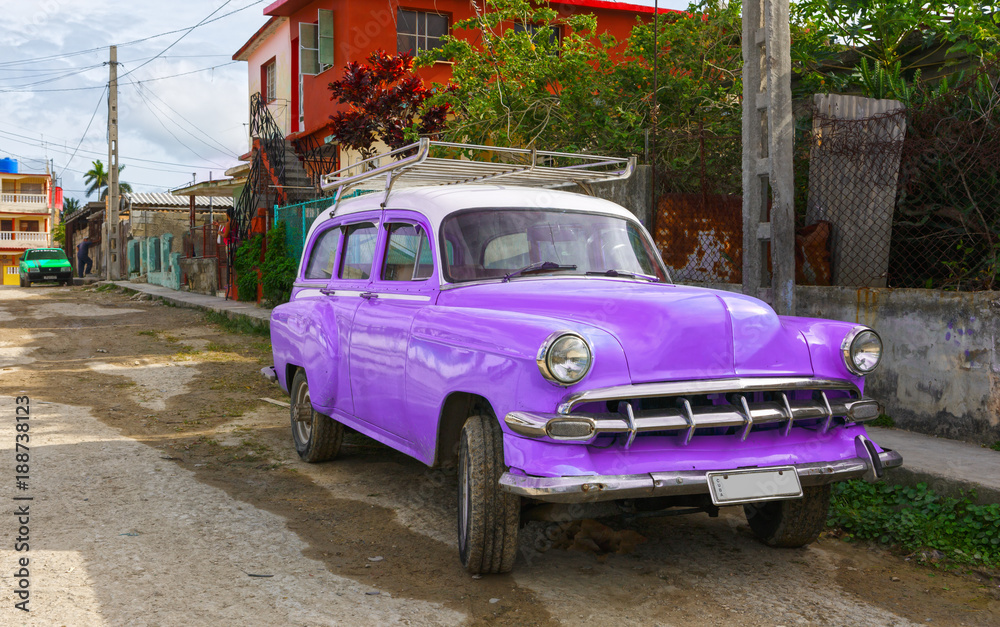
[654,129,743,284]
[655,65,1000,291]
[273,190,374,263]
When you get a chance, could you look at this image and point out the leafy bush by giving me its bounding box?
[828,480,1000,567]
[231,222,297,306]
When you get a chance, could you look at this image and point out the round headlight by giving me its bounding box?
[537,332,592,386]
[842,328,883,375]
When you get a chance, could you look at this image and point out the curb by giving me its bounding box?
[106,281,272,332]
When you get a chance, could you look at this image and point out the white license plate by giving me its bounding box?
[43,275,57,280]
[707,467,803,505]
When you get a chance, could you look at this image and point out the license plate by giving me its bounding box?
[44,275,56,280]
[707,467,802,505]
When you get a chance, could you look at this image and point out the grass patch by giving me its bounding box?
[137,330,158,337]
[990,441,1000,452]
[868,413,895,428]
[205,341,232,352]
[203,310,269,338]
[828,480,1000,568]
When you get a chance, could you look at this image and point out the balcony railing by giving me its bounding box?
[0,193,47,206]
[0,232,49,247]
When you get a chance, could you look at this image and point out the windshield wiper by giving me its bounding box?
[586,269,660,282]
[503,261,577,282]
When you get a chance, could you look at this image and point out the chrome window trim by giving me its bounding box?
[557,377,861,415]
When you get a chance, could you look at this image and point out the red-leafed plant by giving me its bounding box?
[328,50,450,160]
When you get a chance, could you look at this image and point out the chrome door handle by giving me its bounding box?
[360,292,378,300]
[320,288,336,296]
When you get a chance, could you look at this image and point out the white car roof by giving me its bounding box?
[304,185,639,241]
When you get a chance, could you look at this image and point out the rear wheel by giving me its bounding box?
[19,276,29,288]
[457,414,520,574]
[289,369,343,463]
[744,485,831,548]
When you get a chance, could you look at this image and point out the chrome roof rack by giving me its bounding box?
[319,138,636,208]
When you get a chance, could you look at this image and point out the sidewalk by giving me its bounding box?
[110,281,999,504]
[868,426,1000,504]
[111,281,272,323]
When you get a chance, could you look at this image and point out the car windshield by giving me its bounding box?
[440,209,668,283]
[25,250,67,261]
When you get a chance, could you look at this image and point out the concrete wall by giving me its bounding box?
[796,286,1000,446]
[588,164,653,229]
[131,210,196,239]
[179,257,218,296]
[133,234,181,291]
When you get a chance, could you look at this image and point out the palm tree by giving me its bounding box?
[83,160,133,200]
[63,198,80,214]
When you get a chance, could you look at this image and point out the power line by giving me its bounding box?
[123,76,230,168]
[0,0,267,68]
[119,0,236,80]
[59,85,108,180]
[0,60,241,94]
[129,75,237,154]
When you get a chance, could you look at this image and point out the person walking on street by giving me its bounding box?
[77,236,93,277]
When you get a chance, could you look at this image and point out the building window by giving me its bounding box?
[263,59,276,102]
[513,22,562,48]
[1,219,12,232]
[397,9,448,55]
[300,9,334,76]
[19,220,39,232]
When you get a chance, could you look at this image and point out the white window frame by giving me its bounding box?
[396,9,449,55]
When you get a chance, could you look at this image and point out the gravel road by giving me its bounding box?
[0,285,996,626]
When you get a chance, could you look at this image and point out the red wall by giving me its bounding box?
[265,0,665,144]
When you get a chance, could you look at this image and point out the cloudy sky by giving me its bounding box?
[0,0,689,207]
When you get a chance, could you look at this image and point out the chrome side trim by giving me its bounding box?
[376,293,432,302]
[557,377,861,414]
[506,396,881,445]
[499,448,904,503]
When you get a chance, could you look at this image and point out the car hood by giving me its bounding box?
[436,278,813,383]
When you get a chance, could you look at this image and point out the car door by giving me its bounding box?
[299,213,381,418]
[348,212,438,446]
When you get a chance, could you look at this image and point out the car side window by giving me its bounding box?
[303,227,341,280]
[382,223,433,281]
[338,222,378,280]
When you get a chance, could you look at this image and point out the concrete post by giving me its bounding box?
[741,0,795,314]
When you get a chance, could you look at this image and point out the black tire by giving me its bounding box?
[20,276,29,288]
[457,414,520,574]
[744,484,831,548]
[289,369,343,463]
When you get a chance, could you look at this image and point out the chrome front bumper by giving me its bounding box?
[499,444,902,504]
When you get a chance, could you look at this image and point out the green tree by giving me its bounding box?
[83,160,133,200]
[62,197,80,216]
[791,0,1000,97]
[419,0,637,153]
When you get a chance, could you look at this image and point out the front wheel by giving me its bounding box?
[744,484,831,548]
[457,414,520,574]
[289,369,342,463]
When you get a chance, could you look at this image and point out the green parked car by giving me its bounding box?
[20,248,73,287]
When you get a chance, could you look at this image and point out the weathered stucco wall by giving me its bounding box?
[797,287,999,445]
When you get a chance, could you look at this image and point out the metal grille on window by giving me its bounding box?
[396,9,448,55]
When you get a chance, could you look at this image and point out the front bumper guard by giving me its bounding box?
[499,438,902,504]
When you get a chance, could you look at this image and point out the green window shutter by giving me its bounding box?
[300,23,319,75]
[318,10,334,71]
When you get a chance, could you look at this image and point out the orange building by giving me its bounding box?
[234,0,671,178]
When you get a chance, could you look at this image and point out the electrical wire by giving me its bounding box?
[59,85,108,180]
[129,76,237,154]
[0,0,267,68]
[118,0,236,80]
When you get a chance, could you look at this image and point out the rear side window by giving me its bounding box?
[304,228,341,280]
[338,222,378,280]
[382,223,433,281]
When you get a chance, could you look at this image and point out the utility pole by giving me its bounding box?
[106,45,121,281]
[741,0,795,315]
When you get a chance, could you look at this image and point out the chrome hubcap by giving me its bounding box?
[293,383,313,443]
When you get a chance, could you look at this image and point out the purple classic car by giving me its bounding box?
[266,141,901,575]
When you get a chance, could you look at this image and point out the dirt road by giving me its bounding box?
[0,285,997,626]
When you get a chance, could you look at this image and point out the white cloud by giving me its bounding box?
[0,0,268,204]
